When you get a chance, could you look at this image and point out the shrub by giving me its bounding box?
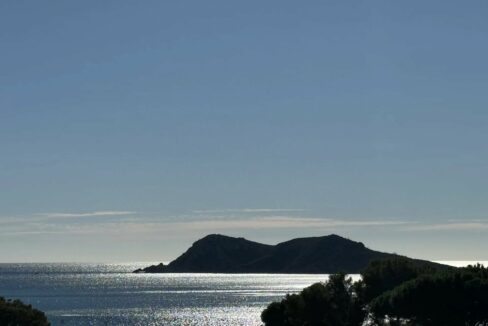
[0,297,50,326]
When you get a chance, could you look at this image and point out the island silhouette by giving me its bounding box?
[134,234,445,274]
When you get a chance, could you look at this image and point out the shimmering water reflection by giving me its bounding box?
[0,263,361,325]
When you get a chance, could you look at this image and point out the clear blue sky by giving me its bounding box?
[1,1,487,262]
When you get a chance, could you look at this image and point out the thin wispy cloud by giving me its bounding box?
[405,221,488,231]
[2,210,487,238]
[0,215,413,237]
[184,217,413,230]
[36,211,136,218]
[192,208,308,214]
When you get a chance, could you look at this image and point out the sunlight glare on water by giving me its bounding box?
[0,263,361,325]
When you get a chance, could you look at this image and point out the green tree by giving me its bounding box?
[360,258,434,302]
[370,266,488,326]
[261,273,365,326]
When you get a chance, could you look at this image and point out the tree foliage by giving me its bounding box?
[370,265,488,326]
[360,258,431,302]
[262,260,488,326]
[261,273,365,326]
[0,297,50,326]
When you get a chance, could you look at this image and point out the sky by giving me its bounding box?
[1,1,487,262]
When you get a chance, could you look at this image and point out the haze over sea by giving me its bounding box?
[0,261,485,326]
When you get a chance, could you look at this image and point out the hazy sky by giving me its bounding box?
[1,1,487,262]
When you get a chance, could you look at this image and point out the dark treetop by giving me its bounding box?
[0,297,50,326]
[134,234,445,274]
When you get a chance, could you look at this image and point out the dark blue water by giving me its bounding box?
[0,263,340,325]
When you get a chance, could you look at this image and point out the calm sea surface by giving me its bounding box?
[1,262,484,325]
[0,263,344,325]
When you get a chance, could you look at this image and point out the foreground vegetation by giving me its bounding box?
[262,259,488,326]
[0,297,50,326]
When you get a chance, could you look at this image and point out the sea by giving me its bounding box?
[0,261,485,326]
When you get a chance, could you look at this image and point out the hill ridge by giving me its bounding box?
[134,234,445,274]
